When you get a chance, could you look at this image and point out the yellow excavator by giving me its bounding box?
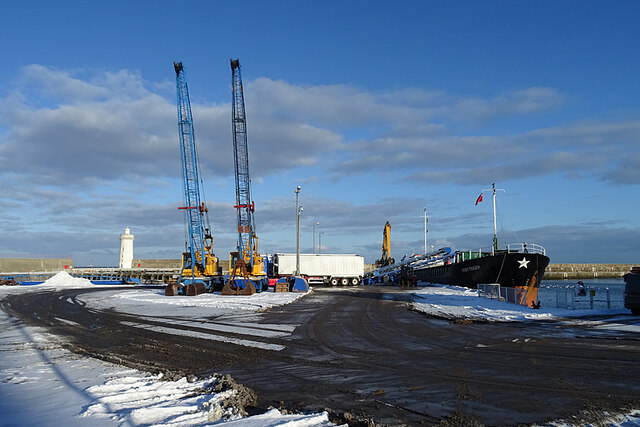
[375,221,395,268]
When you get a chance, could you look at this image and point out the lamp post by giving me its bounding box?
[319,231,324,254]
[313,221,319,254]
[422,206,428,255]
[295,186,301,276]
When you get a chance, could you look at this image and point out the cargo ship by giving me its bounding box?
[412,184,549,305]
[412,244,549,289]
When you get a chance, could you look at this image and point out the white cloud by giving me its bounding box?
[331,119,640,185]
[0,66,346,187]
[1,65,639,264]
[449,87,566,121]
[18,65,110,101]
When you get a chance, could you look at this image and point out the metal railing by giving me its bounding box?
[505,242,546,255]
[478,283,613,310]
[477,283,529,306]
[544,285,611,310]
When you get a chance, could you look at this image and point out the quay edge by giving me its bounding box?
[544,263,638,280]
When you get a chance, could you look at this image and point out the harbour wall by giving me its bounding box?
[1,258,637,281]
[544,263,637,280]
[0,259,230,272]
[0,258,73,273]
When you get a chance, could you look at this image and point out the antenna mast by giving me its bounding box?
[481,183,505,253]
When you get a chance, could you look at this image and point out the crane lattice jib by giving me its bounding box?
[230,59,255,257]
[174,62,205,268]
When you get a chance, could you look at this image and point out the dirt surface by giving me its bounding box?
[2,285,640,426]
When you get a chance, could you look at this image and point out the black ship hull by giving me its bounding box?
[414,251,550,289]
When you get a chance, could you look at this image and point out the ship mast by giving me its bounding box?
[482,183,505,254]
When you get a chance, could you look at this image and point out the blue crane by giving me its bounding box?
[230,58,255,261]
[166,62,222,296]
[222,59,267,295]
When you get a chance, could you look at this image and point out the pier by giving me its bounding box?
[1,259,637,283]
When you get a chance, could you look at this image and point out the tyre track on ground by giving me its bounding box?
[3,286,640,426]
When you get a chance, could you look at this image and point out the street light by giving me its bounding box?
[313,221,319,254]
[295,186,301,276]
[319,231,324,254]
[422,206,429,255]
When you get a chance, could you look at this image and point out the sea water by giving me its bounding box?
[539,278,626,310]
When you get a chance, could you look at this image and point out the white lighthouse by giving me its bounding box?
[119,227,134,269]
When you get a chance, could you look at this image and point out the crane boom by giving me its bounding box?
[222,59,266,295]
[175,62,206,263]
[167,62,221,296]
[230,58,255,256]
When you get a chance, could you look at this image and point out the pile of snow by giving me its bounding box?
[410,284,628,322]
[42,270,94,289]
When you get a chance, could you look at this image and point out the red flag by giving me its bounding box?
[475,193,483,205]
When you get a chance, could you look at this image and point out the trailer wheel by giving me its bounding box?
[330,277,339,286]
[340,277,349,286]
[350,277,360,286]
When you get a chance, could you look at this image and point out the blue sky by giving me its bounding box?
[1,1,639,266]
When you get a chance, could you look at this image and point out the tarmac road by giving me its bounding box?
[3,285,640,426]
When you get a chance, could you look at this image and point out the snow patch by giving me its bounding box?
[411,284,629,322]
[111,287,309,310]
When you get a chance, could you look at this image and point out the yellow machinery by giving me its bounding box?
[375,221,395,268]
[222,234,267,295]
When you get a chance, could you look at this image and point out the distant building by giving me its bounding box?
[119,227,134,269]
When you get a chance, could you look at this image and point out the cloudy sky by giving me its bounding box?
[1,1,639,266]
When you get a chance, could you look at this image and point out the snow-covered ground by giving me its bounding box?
[1,272,639,426]
[410,284,634,324]
[0,272,335,426]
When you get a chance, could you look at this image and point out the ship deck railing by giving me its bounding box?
[504,242,546,256]
[456,243,546,262]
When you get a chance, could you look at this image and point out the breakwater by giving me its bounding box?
[544,263,637,280]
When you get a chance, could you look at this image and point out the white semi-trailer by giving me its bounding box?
[272,253,365,285]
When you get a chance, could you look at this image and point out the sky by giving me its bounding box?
[1,0,639,266]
